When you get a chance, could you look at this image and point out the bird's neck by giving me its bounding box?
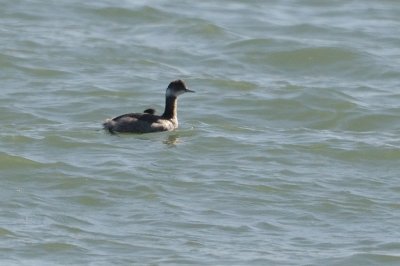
[162,96,178,120]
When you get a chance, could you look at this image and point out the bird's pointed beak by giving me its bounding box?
[185,88,195,93]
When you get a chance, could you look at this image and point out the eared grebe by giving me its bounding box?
[103,80,194,134]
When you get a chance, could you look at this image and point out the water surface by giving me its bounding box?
[1,0,400,265]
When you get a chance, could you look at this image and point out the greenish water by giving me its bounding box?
[1,1,400,265]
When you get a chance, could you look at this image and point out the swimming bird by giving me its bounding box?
[103,80,194,134]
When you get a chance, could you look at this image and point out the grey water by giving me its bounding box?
[1,0,400,265]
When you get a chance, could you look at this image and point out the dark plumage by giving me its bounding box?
[143,108,156,115]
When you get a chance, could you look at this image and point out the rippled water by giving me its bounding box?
[1,0,400,265]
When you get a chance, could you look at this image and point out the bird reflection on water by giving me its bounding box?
[163,134,180,146]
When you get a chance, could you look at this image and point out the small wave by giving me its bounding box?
[0,227,16,237]
[326,252,400,266]
[0,153,44,169]
[90,5,171,23]
[0,53,18,68]
[268,46,361,67]
[35,242,85,252]
[226,38,292,51]
[16,65,71,78]
[0,152,70,170]
[175,18,228,38]
[341,112,400,132]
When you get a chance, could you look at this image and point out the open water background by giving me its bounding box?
[1,0,400,265]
